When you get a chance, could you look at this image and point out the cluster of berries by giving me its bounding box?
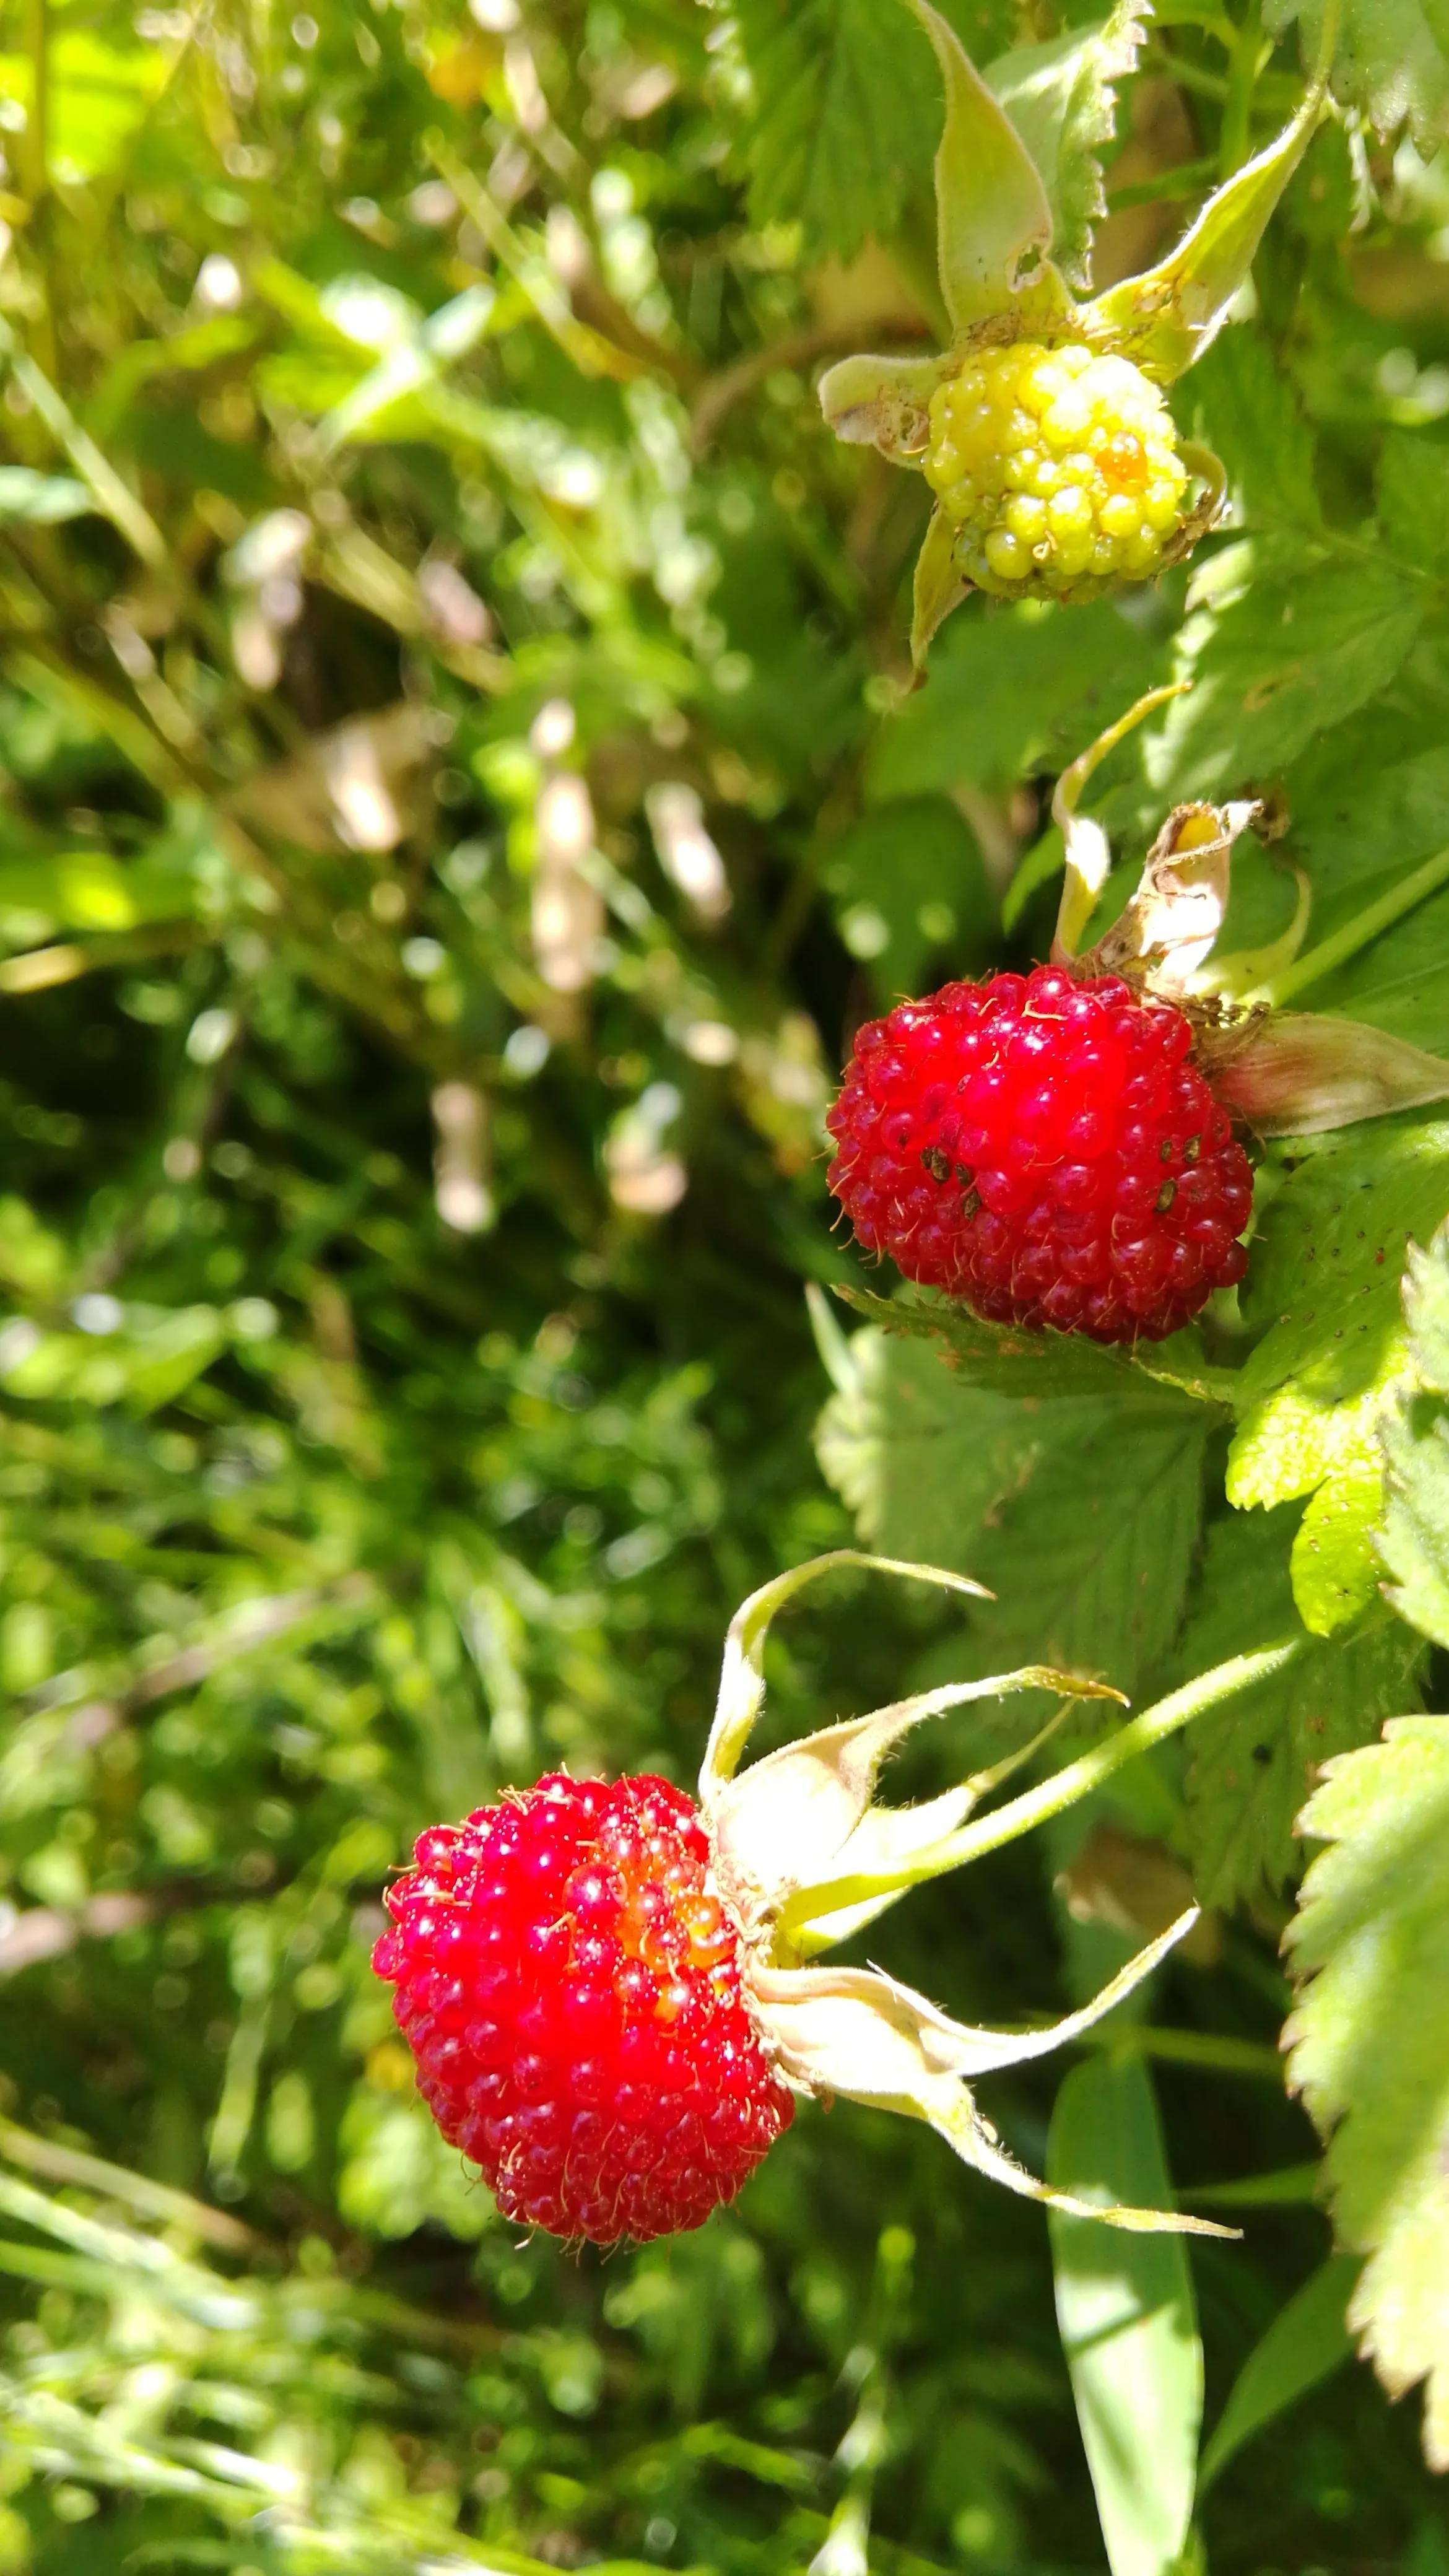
[373,1773,792,2243]
[923,341,1190,599]
[827,965,1252,1343]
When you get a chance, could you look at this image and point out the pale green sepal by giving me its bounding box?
[749,1920,1236,2235]
[710,1674,1024,1931]
[1085,87,1329,381]
[700,1551,986,1803]
[911,505,970,671]
[934,2091,1237,2235]
[899,0,1068,334]
[796,1692,1082,1955]
[1198,1012,1449,1138]
[716,1665,1116,1939]
[817,351,951,463]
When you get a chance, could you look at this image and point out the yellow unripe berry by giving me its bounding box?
[921,337,1193,601]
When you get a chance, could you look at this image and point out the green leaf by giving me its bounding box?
[1162,1511,1425,1908]
[872,596,1168,802]
[820,794,996,1003]
[900,0,1063,332]
[985,2,1147,294]
[814,1323,1028,1569]
[0,470,94,526]
[836,1282,1232,1408]
[1286,1714,1449,2470]
[1198,2254,1357,2489]
[1226,1120,1449,1632]
[0,32,167,182]
[729,0,949,263]
[1048,2055,1203,2576]
[819,1304,1210,1689]
[1378,434,1449,584]
[1180,327,1322,537]
[1146,541,1425,803]
[1263,0,1449,152]
[1380,1221,1449,1650]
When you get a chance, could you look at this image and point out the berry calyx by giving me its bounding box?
[826,964,1253,1344]
[923,341,1189,600]
[373,1773,793,2244]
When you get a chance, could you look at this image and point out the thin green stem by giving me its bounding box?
[780,1639,1303,1935]
[1220,0,1269,176]
[24,0,48,207]
[0,317,166,567]
[1255,844,1449,1006]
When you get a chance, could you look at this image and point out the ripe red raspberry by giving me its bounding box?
[826,964,1252,1344]
[372,1772,793,2244]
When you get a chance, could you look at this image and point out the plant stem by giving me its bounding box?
[1220,0,1268,176]
[780,1638,1303,1934]
[1255,844,1449,1006]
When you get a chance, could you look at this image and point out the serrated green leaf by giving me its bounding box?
[814,1324,1027,1565]
[1263,0,1449,152]
[1162,1511,1425,1907]
[1198,2253,1357,2489]
[835,1282,1231,1408]
[1225,1120,1449,1630]
[818,1302,1210,1690]
[1146,541,1425,802]
[1380,1221,1449,1649]
[985,2,1147,294]
[1271,745,1449,1053]
[728,0,955,264]
[1181,327,1322,537]
[1378,434,1449,584]
[1286,1715,1449,2469]
[872,596,1168,802]
[1049,2056,1203,2576]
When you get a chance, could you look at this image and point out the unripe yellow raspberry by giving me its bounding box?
[923,340,1190,602]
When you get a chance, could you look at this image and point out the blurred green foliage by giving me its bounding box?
[2,0,1449,2569]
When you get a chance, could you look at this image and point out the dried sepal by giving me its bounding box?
[749,1917,1236,2235]
[816,352,951,462]
[1198,1011,1449,1138]
[910,503,972,670]
[1084,84,1330,381]
[1052,680,1190,960]
[1083,798,1263,993]
[901,0,1068,333]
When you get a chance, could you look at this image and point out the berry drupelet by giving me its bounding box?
[827,963,1253,1344]
[923,341,1190,601]
[373,1772,793,2244]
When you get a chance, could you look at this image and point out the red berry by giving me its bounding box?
[372,1773,793,2243]
[826,964,1252,1344]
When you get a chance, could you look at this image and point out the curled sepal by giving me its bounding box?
[699,1551,986,1809]
[1197,1011,1449,1139]
[911,503,971,671]
[816,351,951,463]
[711,1664,1116,1940]
[899,0,1068,334]
[749,1916,1237,2234]
[1085,85,1329,380]
[1052,681,1190,960]
[1084,798,1263,993]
